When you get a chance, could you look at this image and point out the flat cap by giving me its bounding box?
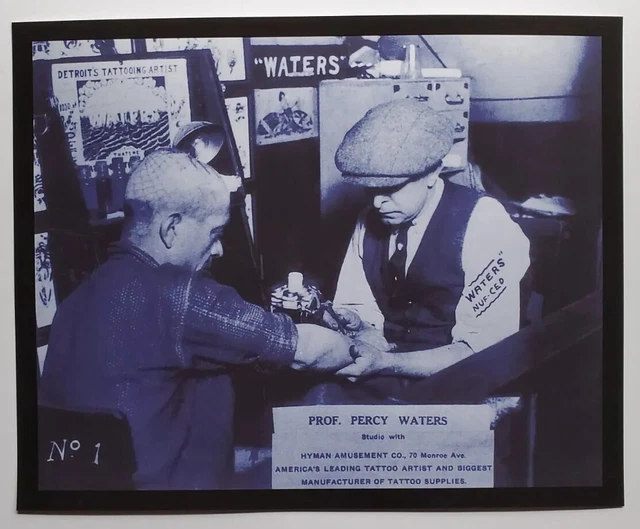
[335,98,455,187]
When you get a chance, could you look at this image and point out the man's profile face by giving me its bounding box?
[173,205,230,272]
[167,171,232,272]
[367,173,435,226]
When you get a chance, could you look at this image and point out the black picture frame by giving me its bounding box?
[13,14,623,513]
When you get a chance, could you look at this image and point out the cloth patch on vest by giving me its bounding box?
[462,253,507,317]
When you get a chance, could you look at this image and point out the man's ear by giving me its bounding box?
[426,164,443,189]
[159,213,182,249]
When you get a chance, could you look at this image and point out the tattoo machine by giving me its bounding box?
[269,272,351,334]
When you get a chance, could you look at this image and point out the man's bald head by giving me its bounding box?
[123,149,230,239]
[122,149,231,270]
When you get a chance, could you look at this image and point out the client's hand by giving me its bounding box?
[335,340,391,379]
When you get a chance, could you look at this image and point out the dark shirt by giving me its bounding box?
[39,242,298,490]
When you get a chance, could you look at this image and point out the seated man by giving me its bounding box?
[327,98,531,387]
[39,149,371,490]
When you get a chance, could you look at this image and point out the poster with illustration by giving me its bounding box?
[254,87,318,145]
[33,133,46,213]
[35,233,57,329]
[225,96,251,178]
[32,39,133,61]
[51,59,192,190]
[146,38,246,82]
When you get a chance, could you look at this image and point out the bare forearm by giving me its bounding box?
[377,341,474,378]
[291,324,354,371]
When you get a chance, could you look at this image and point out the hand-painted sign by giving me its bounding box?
[251,45,349,87]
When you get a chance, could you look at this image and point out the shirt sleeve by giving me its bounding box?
[180,273,299,368]
[332,213,385,330]
[451,196,531,353]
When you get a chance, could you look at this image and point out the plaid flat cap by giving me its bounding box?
[335,98,455,187]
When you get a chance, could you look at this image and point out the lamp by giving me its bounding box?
[173,121,225,164]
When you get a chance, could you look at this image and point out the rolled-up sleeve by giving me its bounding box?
[452,196,531,353]
[181,274,298,368]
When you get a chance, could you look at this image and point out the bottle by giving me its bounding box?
[401,44,422,80]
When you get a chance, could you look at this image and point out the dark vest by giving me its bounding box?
[363,180,482,351]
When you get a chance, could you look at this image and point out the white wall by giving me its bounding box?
[413,35,601,121]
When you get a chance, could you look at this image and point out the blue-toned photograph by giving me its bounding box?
[15,19,620,512]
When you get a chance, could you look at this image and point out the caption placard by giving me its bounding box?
[272,405,495,489]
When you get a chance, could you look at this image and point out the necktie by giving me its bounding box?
[388,223,410,298]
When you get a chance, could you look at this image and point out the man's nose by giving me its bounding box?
[210,240,224,258]
[373,195,386,209]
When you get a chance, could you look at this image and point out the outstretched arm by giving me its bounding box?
[336,341,474,378]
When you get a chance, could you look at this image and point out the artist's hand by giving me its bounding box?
[352,323,396,352]
[321,306,362,333]
[335,340,391,379]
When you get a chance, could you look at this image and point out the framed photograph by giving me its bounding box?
[254,86,318,145]
[13,15,622,513]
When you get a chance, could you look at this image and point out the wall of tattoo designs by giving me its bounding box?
[33,132,53,374]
